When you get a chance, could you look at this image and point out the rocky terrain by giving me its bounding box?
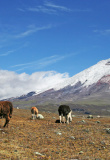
[4,59,110,116]
[0,108,110,160]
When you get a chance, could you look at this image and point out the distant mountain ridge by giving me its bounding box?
[6,59,110,106]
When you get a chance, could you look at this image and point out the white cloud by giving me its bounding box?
[25,2,90,14]
[0,50,15,56]
[44,2,72,12]
[17,8,25,12]
[28,6,57,14]
[10,54,76,72]
[38,55,65,67]
[0,70,69,100]
[15,25,52,38]
[93,29,110,35]
[25,1,72,14]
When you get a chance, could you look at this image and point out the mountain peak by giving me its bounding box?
[8,58,110,107]
[54,58,110,90]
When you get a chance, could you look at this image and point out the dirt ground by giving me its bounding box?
[0,108,110,160]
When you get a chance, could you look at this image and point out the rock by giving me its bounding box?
[34,152,43,156]
[55,131,62,135]
[53,117,56,119]
[47,111,51,114]
[14,150,18,152]
[37,114,44,119]
[0,129,3,131]
[70,136,75,140]
[106,128,110,134]
[81,120,86,123]
[97,115,101,118]
[79,151,84,154]
[57,132,62,135]
[89,142,95,145]
[96,121,100,123]
[101,141,105,145]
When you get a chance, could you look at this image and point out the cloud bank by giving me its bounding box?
[0,70,69,100]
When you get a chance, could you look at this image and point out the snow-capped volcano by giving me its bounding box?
[7,58,110,115]
[8,58,110,105]
[54,59,110,91]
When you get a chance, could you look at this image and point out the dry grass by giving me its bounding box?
[0,108,110,160]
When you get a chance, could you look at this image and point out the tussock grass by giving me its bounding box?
[0,108,110,159]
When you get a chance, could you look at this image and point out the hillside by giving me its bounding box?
[0,108,110,159]
[4,59,110,113]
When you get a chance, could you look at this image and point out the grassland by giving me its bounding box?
[12,97,110,116]
[0,108,110,160]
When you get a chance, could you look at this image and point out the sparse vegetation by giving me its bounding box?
[0,108,110,159]
[12,99,110,116]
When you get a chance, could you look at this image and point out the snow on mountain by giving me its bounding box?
[8,58,110,103]
[54,59,110,91]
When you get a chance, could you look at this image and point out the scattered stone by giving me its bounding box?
[101,141,105,145]
[2,132,5,134]
[56,132,62,135]
[79,151,84,154]
[70,136,75,140]
[80,137,84,140]
[101,146,106,149]
[34,152,43,156]
[53,117,56,119]
[14,150,18,152]
[47,111,51,114]
[97,115,101,118]
[0,129,3,131]
[81,120,86,123]
[96,121,100,123]
[106,128,110,134]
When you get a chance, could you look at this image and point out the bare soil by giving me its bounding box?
[0,108,110,160]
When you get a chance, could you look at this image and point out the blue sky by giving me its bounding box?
[0,0,110,99]
[1,0,110,76]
